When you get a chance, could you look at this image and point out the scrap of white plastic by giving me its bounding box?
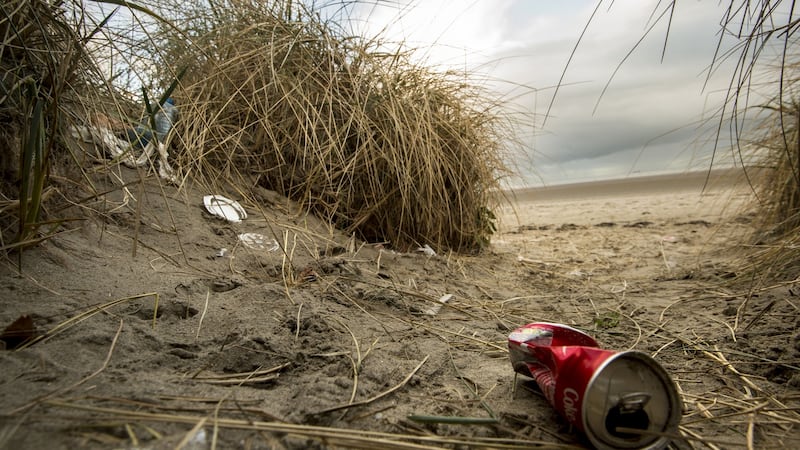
[184,427,207,450]
[417,244,436,257]
[69,125,92,142]
[423,293,454,316]
[238,233,280,251]
[203,195,247,223]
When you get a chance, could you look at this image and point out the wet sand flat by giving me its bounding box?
[499,168,753,227]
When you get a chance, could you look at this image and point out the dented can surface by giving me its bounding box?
[508,322,682,450]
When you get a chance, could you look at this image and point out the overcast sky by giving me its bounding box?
[336,0,771,187]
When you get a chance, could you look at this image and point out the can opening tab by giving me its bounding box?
[605,392,652,439]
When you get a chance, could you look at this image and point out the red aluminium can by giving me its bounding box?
[508,322,682,449]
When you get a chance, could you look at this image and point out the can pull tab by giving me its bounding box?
[619,392,651,412]
[605,392,652,439]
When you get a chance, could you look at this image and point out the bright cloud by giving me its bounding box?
[334,1,775,186]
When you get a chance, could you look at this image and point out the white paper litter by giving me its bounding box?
[203,195,247,223]
[417,244,436,257]
[184,428,207,450]
[71,124,178,183]
[423,294,453,316]
[238,233,280,251]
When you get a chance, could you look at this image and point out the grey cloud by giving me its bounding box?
[325,1,744,186]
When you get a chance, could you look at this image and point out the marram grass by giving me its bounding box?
[158,0,513,252]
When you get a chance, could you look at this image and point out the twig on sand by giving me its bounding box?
[704,348,758,450]
[8,319,124,414]
[315,355,429,415]
[659,240,672,273]
[329,317,364,406]
[448,349,496,419]
[18,293,157,349]
[405,320,508,354]
[742,299,776,332]
[676,426,722,450]
[0,408,33,448]
[45,399,560,449]
[294,303,303,340]
[196,289,210,339]
[175,417,207,450]
[190,363,290,385]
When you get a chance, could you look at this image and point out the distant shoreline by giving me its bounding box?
[504,167,756,203]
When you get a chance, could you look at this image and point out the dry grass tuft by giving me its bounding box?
[158,0,512,252]
[0,0,78,248]
[713,62,800,284]
[0,0,130,255]
[741,93,800,281]
[697,1,800,284]
[1,0,514,257]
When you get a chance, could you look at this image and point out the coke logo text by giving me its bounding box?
[562,388,580,422]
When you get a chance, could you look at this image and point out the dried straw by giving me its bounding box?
[153,0,513,252]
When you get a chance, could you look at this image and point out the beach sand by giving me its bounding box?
[502,168,751,225]
[1,168,797,449]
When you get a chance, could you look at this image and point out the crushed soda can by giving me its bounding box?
[508,322,682,449]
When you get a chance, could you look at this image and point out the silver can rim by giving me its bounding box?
[582,351,682,450]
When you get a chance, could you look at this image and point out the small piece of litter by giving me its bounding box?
[203,195,247,223]
[423,294,453,316]
[238,233,280,251]
[298,267,318,282]
[417,244,436,257]
[185,428,207,450]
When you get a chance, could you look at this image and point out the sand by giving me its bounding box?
[1,168,798,449]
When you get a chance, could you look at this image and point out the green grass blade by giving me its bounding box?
[407,415,499,425]
[157,66,187,107]
[91,0,170,27]
[26,97,46,229]
[82,7,120,43]
[17,84,38,244]
[142,87,154,129]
